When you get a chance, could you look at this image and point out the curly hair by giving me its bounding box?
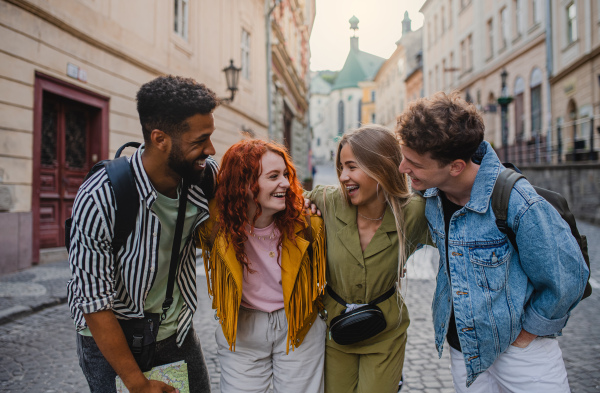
[396,91,484,165]
[136,75,219,142]
[215,140,305,272]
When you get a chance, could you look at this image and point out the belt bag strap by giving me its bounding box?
[327,285,396,307]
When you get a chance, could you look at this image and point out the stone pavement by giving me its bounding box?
[1,220,599,392]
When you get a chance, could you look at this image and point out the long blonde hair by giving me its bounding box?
[336,125,414,285]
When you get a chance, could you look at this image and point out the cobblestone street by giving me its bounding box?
[0,164,598,392]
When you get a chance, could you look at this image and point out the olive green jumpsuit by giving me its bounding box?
[306,185,430,393]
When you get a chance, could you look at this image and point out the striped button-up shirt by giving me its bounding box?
[67,146,217,346]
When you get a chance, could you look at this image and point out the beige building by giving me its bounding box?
[549,0,600,162]
[0,0,314,274]
[421,0,551,163]
[270,0,315,181]
[374,13,422,130]
[358,80,377,125]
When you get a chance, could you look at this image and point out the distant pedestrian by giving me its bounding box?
[196,140,327,393]
[396,92,589,392]
[305,125,430,393]
[67,75,219,393]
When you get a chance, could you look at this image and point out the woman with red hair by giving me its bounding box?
[197,140,326,393]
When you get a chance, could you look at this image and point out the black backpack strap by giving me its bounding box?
[491,168,525,252]
[105,156,139,256]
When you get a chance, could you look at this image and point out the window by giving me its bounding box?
[514,0,523,37]
[173,0,189,40]
[241,29,251,80]
[371,113,376,123]
[532,0,541,25]
[371,91,376,103]
[441,6,446,32]
[434,14,438,41]
[514,77,525,141]
[487,19,494,58]
[567,2,577,44]
[500,7,509,49]
[449,51,455,83]
[337,100,345,136]
[442,59,447,89]
[460,39,466,72]
[448,0,453,28]
[530,68,543,137]
[467,34,473,70]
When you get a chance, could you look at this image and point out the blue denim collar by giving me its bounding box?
[422,141,503,213]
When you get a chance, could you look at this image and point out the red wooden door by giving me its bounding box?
[39,94,92,248]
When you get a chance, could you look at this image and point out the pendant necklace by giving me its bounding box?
[249,226,278,258]
[357,209,385,221]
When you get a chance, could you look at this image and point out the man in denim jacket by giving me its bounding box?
[396,92,589,392]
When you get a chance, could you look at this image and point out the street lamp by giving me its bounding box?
[219,59,242,104]
[497,69,513,162]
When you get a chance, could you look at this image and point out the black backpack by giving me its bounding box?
[492,163,592,299]
[65,142,216,255]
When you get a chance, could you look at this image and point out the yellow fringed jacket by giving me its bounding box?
[196,200,326,353]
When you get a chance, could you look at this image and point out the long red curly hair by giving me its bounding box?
[215,140,305,272]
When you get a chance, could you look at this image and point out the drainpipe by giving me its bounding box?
[544,0,553,162]
[266,0,281,140]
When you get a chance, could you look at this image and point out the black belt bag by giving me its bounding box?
[118,313,160,372]
[327,286,396,345]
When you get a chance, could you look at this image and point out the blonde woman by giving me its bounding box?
[305,125,430,393]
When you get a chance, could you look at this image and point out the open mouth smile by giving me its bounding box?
[346,185,359,196]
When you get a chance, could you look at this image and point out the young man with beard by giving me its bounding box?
[67,75,219,393]
[396,92,588,392]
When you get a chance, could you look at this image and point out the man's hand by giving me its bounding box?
[303,198,321,216]
[84,310,179,392]
[129,379,179,393]
[511,328,537,348]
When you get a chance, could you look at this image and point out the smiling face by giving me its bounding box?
[248,150,290,225]
[167,112,216,183]
[398,143,453,192]
[338,144,381,206]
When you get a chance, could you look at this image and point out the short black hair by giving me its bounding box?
[136,75,219,142]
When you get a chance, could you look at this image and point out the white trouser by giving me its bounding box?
[216,306,326,393]
[450,337,570,393]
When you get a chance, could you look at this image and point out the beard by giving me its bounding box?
[167,141,207,185]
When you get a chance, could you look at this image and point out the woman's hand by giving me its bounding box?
[304,198,321,216]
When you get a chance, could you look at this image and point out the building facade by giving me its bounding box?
[269,0,315,181]
[421,0,551,163]
[0,0,316,274]
[310,16,385,162]
[374,13,423,130]
[549,0,600,162]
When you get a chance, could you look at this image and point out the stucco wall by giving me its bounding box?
[520,164,600,225]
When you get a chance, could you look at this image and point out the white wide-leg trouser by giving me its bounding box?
[217,306,326,393]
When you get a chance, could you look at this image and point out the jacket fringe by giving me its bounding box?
[285,220,326,353]
[198,214,326,354]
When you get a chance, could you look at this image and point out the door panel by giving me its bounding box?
[39,94,92,248]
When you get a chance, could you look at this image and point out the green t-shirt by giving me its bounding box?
[79,189,199,341]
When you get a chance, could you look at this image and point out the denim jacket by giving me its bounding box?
[423,141,589,386]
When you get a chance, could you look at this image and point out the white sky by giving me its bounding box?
[310,0,426,71]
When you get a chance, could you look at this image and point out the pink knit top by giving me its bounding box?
[240,221,285,312]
